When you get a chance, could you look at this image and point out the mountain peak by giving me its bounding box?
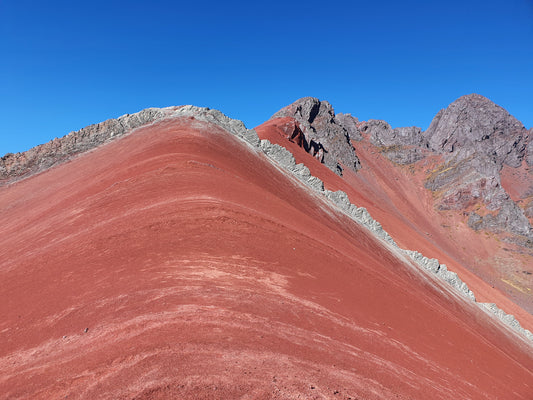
[271,97,334,125]
[268,97,360,176]
[426,94,527,168]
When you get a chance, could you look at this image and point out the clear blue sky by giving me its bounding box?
[1,0,532,154]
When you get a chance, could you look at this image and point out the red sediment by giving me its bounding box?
[0,117,532,399]
[257,117,533,328]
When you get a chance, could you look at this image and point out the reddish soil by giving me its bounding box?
[1,117,532,399]
[256,118,533,328]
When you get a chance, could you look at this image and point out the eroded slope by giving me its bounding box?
[1,112,532,399]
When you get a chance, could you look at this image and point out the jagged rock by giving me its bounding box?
[271,97,361,175]
[403,251,476,301]
[426,160,509,211]
[359,120,427,165]
[422,94,533,241]
[324,189,352,212]
[284,120,325,162]
[468,201,532,238]
[260,140,296,169]
[478,303,533,341]
[335,113,362,141]
[260,140,324,192]
[364,121,424,148]
[426,94,527,167]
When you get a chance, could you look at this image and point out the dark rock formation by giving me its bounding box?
[425,156,508,210]
[270,97,361,175]
[283,120,325,162]
[335,112,363,141]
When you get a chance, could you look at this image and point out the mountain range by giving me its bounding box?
[1,94,532,399]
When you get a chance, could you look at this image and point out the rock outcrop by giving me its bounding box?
[425,94,527,167]
[270,97,361,175]
[347,94,532,243]
[527,128,533,166]
[359,120,428,165]
[423,94,532,243]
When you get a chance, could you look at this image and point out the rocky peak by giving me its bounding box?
[421,94,533,243]
[425,94,527,168]
[272,97,333,125]
[271,97,361,175]
[357,120,427,165]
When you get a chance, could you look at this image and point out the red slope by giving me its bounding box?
[256,117,533,330]
[1,116,532,399]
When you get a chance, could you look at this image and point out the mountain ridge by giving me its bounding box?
[3,95,532,312]
[1,101,533,398]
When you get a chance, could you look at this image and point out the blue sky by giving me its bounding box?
[1,0,532,154]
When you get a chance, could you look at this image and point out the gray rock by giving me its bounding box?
[426,94,527,168]
[322,190,397,245]
[335,113,362,141]
[271,97,361,175]
[422,94,533,241]
[478,303,533,341]
[364,121,424,148]
[402,250,476,301]
[468,200,532,238]
[426,160,509,211]
[260,140,324,192]
[358,120,427,165]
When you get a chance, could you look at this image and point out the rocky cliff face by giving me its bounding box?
[425,94,527,167]
[358,120,428,165]
[423,95,532,243]
[270,97,361,175]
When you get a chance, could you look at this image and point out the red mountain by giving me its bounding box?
[0,102,532,399]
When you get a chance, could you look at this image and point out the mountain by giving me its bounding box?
[0,100,532,399]
[258,95,533,314]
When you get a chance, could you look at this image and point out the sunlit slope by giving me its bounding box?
[1,116,532,399]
